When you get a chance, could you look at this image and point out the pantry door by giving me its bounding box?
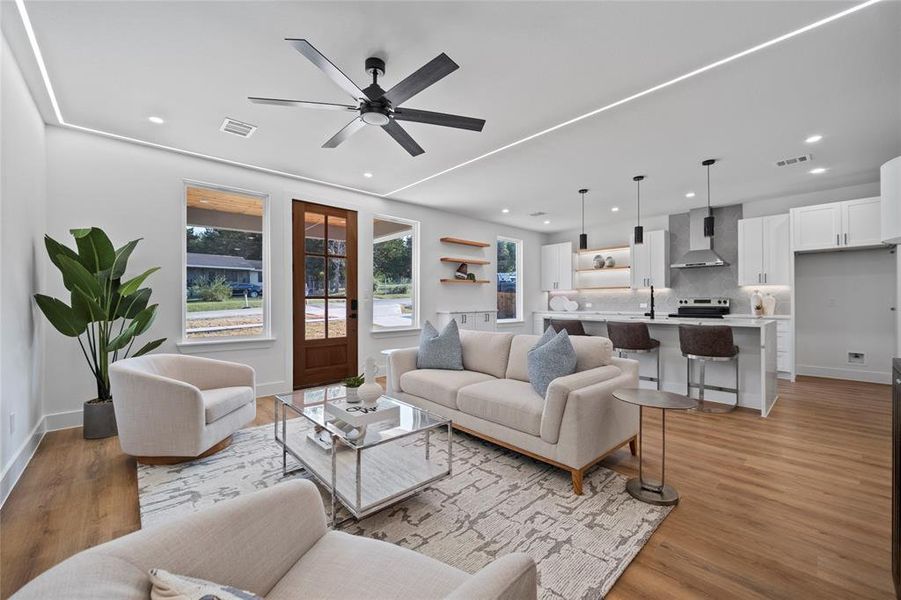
[292,201,358,388]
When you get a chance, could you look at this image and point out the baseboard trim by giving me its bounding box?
[796,365,891,385]
[0,419,46,508]
[257,381,289,396]
[43,408,82,431]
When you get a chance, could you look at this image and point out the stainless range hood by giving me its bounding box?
[670,207,728,268]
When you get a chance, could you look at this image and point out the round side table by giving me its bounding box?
[613,388,697,506]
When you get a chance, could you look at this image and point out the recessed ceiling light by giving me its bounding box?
[148,116,165,124]
[543,220,551,225]
[363,172,373,178]
[805,134,823,143]
[809,167,828,174]
[685,192,696,198]
[501,208,510,214]
[611,206,620,212]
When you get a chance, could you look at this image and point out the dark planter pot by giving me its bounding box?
[83,399,118,439]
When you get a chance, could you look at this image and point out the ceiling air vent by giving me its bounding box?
[220,118,257,138]
[529,211,547,217]
[775,153,813,167]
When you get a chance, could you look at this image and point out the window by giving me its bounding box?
[497,237,522,322]
[372,216,419,330]
[183,182,268,340]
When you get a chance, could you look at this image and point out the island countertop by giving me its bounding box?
[533,311,780,328]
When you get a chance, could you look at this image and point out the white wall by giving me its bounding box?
[0,34,47,503]
[42,126,546,422]
[741,182,880,218]
[795,248,895,383]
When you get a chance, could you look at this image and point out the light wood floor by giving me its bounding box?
[0,377,893,599]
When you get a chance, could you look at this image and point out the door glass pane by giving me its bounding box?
[328,299,347,339]
[305,256,325,297]
[305,213,325,255]
[328,215,347,256]
[305,299,325,340]
[328,257,347,296]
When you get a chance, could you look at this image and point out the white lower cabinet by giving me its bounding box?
[776,319,793,377]
[436,310,497,332]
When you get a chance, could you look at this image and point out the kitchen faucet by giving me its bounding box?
[644,285,655,320]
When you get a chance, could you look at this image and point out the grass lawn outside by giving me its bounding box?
[186,299,263,312]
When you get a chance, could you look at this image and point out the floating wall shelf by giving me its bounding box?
[440,279,490,284]
[440,257,491,265]
[575,267,630,272]
[440,237,491,248]
[578,245,630,254]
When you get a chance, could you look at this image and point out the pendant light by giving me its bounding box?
[702,158,716,238]
[578,188,589,250]
[632,175,645,245]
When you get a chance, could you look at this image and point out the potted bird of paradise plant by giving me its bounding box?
[34,227,166,439]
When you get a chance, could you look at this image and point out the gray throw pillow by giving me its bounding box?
[417,320,463,370]
[149,568,262,599]
[528,328,577,397]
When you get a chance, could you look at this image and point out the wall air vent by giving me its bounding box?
[529,211,547,217]
[220,118,257,138]
[775,153,813,167]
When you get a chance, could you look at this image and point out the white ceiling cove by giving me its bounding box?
[7,1,901,231]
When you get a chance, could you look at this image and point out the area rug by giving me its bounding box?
[138,421,671,599]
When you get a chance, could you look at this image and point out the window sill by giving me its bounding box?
[177,336,277,353]
[370,327,421,336]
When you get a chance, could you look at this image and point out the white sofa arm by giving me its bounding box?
[609,356,639,382]
[444,553,537,600]
[385,347,418,395]
[541,365,623,443]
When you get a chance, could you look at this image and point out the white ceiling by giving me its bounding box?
[7,1,901,231]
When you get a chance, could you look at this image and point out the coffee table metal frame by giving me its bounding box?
[274,388,452,527]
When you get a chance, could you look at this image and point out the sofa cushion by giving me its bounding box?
[265,530,468,600]
[417,320,463,370]
[457,379,544,436]
[400,369,495,410]
[459,330,514,379]
[202,386,254,424]
[528,329,577,397]
[506,334,613,382]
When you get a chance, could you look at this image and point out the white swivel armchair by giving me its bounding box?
[109,354,256,462]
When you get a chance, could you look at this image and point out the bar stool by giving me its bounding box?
[678,324,739,413]
[550,319,587,336]
[606,321,661,390]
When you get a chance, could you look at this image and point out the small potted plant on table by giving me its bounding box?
[343,373,365,403]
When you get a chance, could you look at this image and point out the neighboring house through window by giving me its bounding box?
[372,215,419,330]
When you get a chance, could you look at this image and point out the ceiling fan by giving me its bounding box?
[249,39,486,157]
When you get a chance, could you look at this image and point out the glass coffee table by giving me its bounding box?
[274,385,452,526]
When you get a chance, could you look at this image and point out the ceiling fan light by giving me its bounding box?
[361,111,390,126]
[634,225,644,245]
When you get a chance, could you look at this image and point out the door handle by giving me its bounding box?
[836,234,840,246]
[350,299,358,310]
[758,273,761,283]
[764,273,768,283]
[844,232,848,245]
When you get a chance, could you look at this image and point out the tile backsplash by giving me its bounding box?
[552,204,792,316]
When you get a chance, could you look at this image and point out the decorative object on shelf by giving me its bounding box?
[578,188,590,250]
[467,272,476,281]
[763,293,776,316]
[633,175,645,245]
[593,254,605,269]
[33,227,166,439]
[455,263,468,279]
[343,373,365,403]
[565,299,580,312]
[604,256,616,268]
[702,158,717,238]
[549,295,569,312]
[358,357,383,403]
[750,289,764,316]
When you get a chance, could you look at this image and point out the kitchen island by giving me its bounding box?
[533,311,778,416]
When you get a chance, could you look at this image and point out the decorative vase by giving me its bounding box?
[750,289,764,316]
[345,387,361,404]
[763,293,776,316]
[604,256,616,268]
[83,399,118,439]
[358,357,383,404]
[455,263,468,279]
[593,255,604,269]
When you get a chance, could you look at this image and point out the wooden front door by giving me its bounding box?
[293,201,358,388]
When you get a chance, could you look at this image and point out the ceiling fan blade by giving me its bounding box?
[286,39,366,101]
[393,108,485,132]
[248,97,358,111]
[383,120,425,156]
[322,118,367,148]
[383,53,459,107]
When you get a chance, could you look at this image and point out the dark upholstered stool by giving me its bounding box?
[606,322,661,390]
[678,324,739,413]
[550,319,587,336]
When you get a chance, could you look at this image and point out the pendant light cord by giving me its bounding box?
[637,179,641,226]
[581,191,585,232]
[706,163,711,216]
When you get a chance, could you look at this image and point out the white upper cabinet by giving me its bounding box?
[738,214,790,286]
[540,242,573,291]
[881,156,901,244]
[791,197,883,253]
[630,230,669,289]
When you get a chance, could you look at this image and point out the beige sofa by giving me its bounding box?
[109,354,256,461]
[386,330,640,494]
[11,480,537,600]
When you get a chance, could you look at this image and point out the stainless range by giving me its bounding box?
[667,297,731,319]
